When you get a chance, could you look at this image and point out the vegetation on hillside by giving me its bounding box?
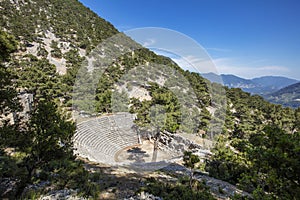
[1,0,217,135]
[141,176,216,200]
[0,0,299,199]
[266,82,300,108]
[0,29,100,199]
[130,82,182,133]
[0,0,118,52]
[206,87,300,199]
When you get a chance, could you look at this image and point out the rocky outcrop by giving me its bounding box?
[125,191,162,200]
[161,163,251,200]
[140,130,210,157]
[39,190,86,200]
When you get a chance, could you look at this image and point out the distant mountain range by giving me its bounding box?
[201,73,299,95]
[265,82,300,108]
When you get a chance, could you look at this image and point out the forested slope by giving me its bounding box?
[266,82,300,108]
[0,0,299,199]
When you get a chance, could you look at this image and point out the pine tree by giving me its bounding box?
[183,151,200,189]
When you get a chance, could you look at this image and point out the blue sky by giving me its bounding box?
[79,0,300,80]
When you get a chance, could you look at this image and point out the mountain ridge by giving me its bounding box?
[265,82,300,108]
[201,72,299,95]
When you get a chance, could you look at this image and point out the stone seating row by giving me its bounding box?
[74,113,139,164]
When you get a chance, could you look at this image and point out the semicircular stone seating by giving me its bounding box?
[73,113,139,164]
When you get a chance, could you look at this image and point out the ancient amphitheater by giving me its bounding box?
[74,112,210,170]
[74,113,141,165]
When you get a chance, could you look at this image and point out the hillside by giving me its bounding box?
[266,82,300,108]
[0,0,299,199]
[0,0,118,76]
[202,72,299,95]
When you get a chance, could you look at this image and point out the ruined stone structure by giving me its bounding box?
[74,112,209,166]
[74,113,139,164]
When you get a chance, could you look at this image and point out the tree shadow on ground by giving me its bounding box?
[82,160,148,199]
[127,147,150,163]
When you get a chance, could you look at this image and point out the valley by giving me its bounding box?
[202,72,299,108]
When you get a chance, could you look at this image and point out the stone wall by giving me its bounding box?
[139,130,210,157]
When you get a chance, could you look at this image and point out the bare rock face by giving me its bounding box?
[19,92,33,113]
[39,190,87,200]
[0,92,34,125]
[18,92,34,120]
[125,191,162,200]
[140,130,209,156]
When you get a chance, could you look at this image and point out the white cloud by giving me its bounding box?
[151,47,296,79]
[171,55,219,74]
[151,50,220,74]
[162,54,292,79]
[143,38,156,47]
[256,66,289,72]
[213,58,291,78]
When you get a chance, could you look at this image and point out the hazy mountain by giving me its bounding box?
[265,82,300,108]
[201,73,299,95]
[220,74,257,89]
[252,76,299,90]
